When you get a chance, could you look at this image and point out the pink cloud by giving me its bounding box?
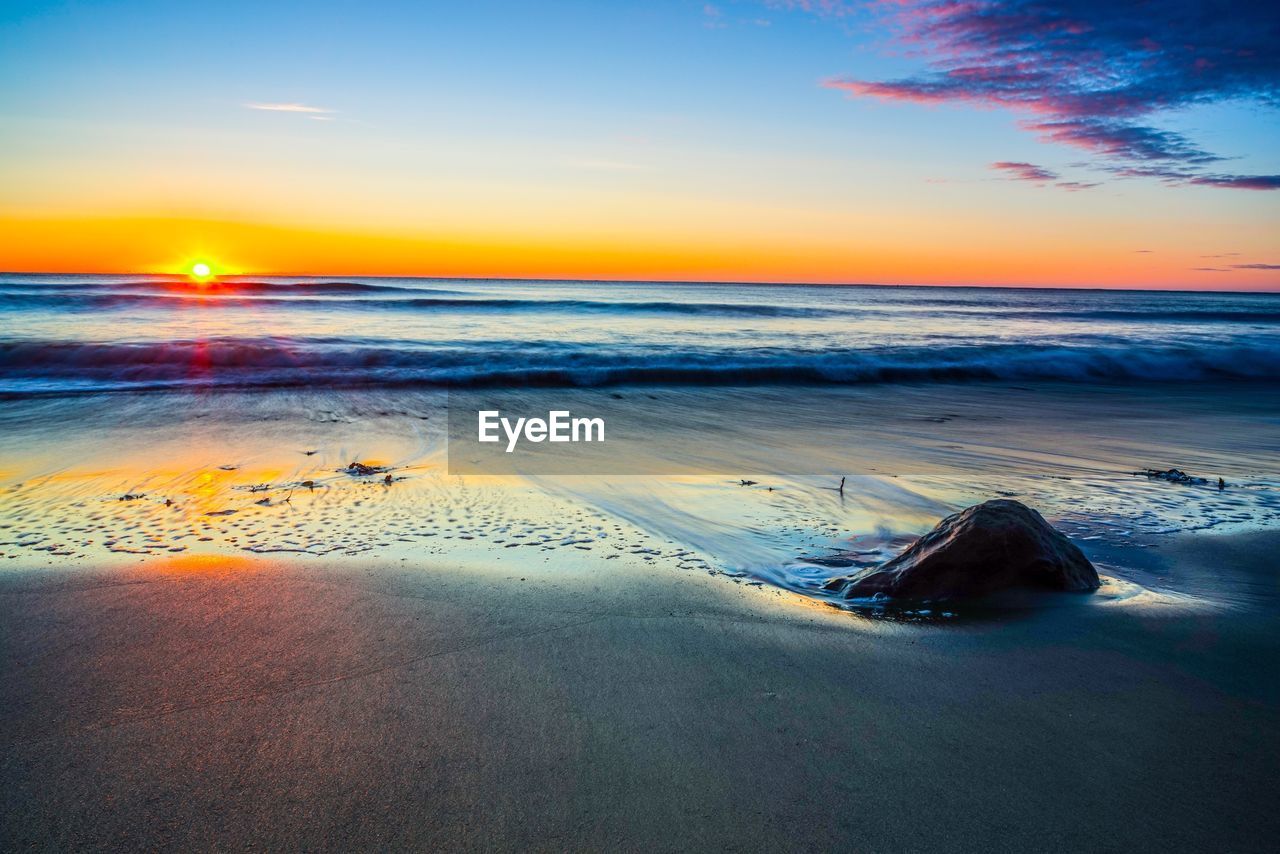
[813,1,1280,189]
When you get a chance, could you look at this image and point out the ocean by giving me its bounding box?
[1,274,1278,394]
[2,274,1278,606]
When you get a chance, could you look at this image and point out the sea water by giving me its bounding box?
[2,275,1277,603]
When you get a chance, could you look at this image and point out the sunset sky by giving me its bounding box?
[1,0,1277,289]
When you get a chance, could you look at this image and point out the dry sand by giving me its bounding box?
[2,533,1278,851]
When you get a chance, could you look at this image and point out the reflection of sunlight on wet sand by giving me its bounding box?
[1093,573,1230,613]
[2,386,1277,616]
[1,436,710,577]
[147,553,260,575]
[752,583,918,634]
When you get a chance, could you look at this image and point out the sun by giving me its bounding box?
[189,262,213,281]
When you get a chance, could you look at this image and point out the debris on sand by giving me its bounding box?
[1137,468,1209,485]
[118,493,145,501]
[343,461,389,477]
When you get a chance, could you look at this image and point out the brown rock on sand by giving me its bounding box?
[822,499,1100,601]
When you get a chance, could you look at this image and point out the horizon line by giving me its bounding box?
[1,270,1277,296]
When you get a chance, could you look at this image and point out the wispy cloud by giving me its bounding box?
[1024,120,1219,165]
[991,161,1058,183]
[990,161,1098,191]
[1097,165,1280,190]
[245,102,335,115]
[1188,262,1279,272]
[817,1,1280,190]
[1188,174,1280,191]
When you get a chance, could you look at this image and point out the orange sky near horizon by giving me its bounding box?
[4,214,1278,290]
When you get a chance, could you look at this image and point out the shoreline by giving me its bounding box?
[4,380,1277,589]
[3,530,1278,850]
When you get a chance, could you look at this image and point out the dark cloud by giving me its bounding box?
[1052,159,1280,192]
[1023,119,1220,164]
[1188,174,1280,190]
[822,1,1280,189]
[1100,164,1280,189]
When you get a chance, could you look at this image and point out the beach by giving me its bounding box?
[3,532,1278,851]
[6,0,1279,847]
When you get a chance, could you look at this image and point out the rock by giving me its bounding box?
[821,499,1099,602]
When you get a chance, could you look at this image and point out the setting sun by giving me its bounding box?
[189,261,213,281]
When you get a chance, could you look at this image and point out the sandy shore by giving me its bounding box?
[2,533,1278,852]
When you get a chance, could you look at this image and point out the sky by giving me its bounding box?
[0,0,1277,289]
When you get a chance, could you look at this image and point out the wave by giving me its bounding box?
[389,298,834,317]
[0,291,841,318]
[2,337,1277,395]
[939,308,1280,323]
[4,288,1279,324]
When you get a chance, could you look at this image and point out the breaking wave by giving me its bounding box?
[3,337,1277,395]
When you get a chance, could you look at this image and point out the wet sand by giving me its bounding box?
[3,533,1277,851]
